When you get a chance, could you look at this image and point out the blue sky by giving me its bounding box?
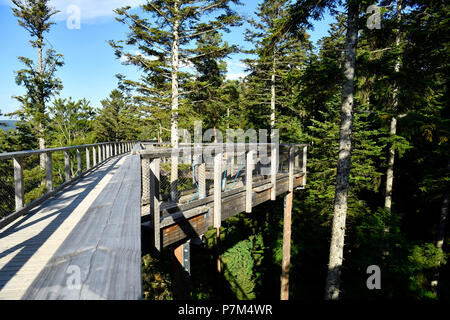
[0,0,335,119]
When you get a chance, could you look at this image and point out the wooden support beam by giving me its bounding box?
[64,150,70,181]
[13,157,24,211]
[281,146,294,300]
[45,152,53,192]
[150,158,161,251]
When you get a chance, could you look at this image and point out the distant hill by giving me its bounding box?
[0,120,18,131]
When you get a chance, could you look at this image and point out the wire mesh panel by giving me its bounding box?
[0,159,15,218]
[22,154,46,207]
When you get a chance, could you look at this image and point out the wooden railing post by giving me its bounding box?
[142,158,150,205]
[64,150,71,181]
[86,147,90,170]
[92,146,97,166]
[271,142,278,200]
[302,145,307,187]
[45,152,53,192]
[171,151,179,202]
[13,157,24,211]
[246,149,254,213]
[150,157,161,251]
[289,147,294,192]
[213,148,223,228]
[76,149,82,176]
[199,161,206,199]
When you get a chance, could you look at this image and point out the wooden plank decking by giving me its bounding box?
[0,153,142,300]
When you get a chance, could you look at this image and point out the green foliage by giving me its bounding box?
[221,235,264,300]
[142,254,173,300]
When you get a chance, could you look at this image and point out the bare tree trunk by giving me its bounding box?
[170,0,180,202]
[171,0,180,148]
[38,41,46,172]
[384,0,402,212]
[270,56,276,130]
[324,2,358,301]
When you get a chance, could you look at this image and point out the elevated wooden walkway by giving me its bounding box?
[0,141,307,300]
[0,143,141,300]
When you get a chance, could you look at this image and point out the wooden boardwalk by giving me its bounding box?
[0,141,307,300]
[0,153,142,300]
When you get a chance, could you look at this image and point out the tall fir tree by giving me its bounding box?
[11,0,63,169]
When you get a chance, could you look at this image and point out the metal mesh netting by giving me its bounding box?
[0,159,15,218]
[0,147,98,219]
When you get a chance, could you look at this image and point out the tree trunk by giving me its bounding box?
[324,2,358,301]
[171,0,180,148]
[38,40,46,171]
[270,56,276,130]
[170,0,180,202]
[384,0,402,212]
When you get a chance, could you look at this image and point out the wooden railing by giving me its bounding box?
[0,141,137,229]
[134,143,307,249]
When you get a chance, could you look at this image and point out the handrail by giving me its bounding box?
[0,140,138,229]
[0,142,131,160]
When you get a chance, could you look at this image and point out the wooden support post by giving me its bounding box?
[64,150,70,181]
[281,147,294,300]
[13,157,24,211]
[86,147,90,170]
[271,143,278,200]
[173,242,191,299]
[246,149,254,213]
[76,149,82,176]
[150,158,161,251]
[45,152,53,192]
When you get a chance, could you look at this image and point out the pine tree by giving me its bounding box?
[242,0,309,138]
[109,0,242,145]
[11,0,63,167]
